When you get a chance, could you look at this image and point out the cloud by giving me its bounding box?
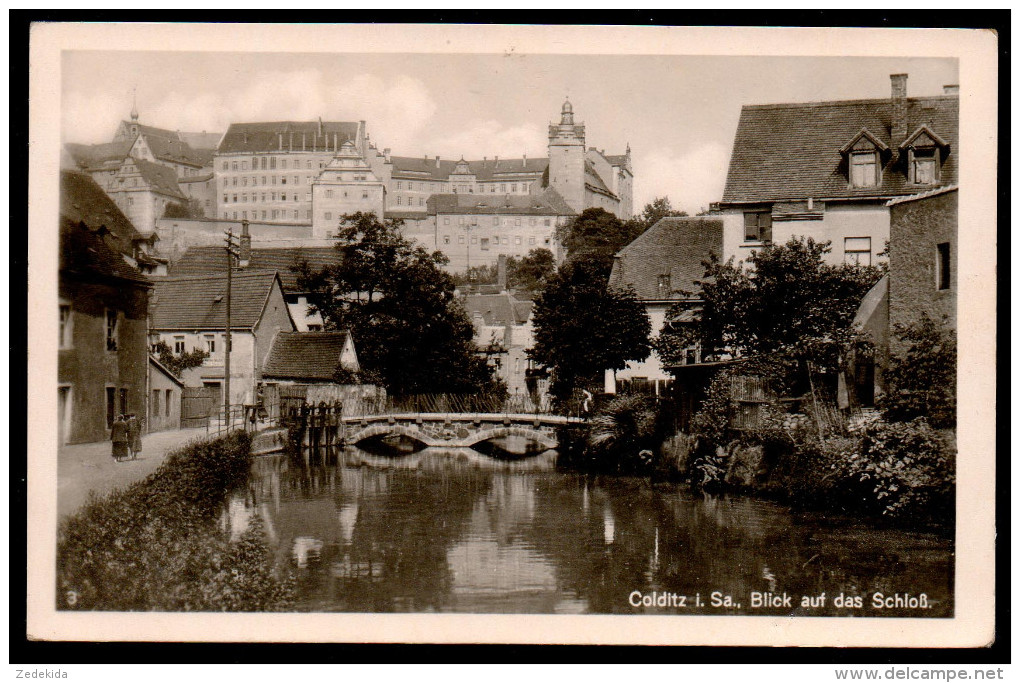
[429,119,547,160]
[62,70,439,153]
[634,143,730,215]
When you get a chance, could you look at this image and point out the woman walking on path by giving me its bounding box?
[126,413,142,460]
[111,415,129,462]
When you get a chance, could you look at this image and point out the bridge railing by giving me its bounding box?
[351,392,556,417]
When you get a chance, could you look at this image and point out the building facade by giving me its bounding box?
[147,356,184,433]
[418,189,575,271]
[463,291,536,400]
[59,171,151,444]
[311,140,387,237]
[716,74,959,268]
[101,157,189,235]
[887,186,958,350]
[214,120,366,224]
[605,217,724,393]
[177,172,216,218]
[149,271,296,406]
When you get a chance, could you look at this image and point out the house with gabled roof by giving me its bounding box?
[262,331,360,383]
[59,170,152,444]
[167,243,342,331]
[717,74,958,267]
[149,270,295,406]
[463,290,536,398]
[100,156,189,238]
[605,216,724,394]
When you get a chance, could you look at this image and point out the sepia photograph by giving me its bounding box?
[25,22,998,648]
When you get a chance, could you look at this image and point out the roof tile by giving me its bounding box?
[262,331,355,381]
[150,270,281,330]
[609,217,724,300]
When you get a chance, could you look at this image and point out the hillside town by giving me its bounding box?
[56,70,961,616]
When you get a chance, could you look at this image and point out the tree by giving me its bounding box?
[152,340,210,377]
[507,248,556,293]
[162,198,204,219]
[530,258,652,402]
[638,196,687,228]
[879,313,956,429]
[653,237,883,392]
[556,208,645,272]
[297,212,502,396]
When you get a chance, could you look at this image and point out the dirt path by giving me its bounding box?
[57,427,212,519]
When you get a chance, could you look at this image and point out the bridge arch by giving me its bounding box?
[459,426,558,451]
[346,423,437,448]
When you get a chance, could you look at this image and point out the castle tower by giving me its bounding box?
[547,98,586,213]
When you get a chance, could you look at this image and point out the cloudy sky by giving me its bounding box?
[62,49,957,215]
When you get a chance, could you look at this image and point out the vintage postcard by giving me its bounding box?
[26,23,998,647]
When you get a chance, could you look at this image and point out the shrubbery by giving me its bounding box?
[57,432,294,611]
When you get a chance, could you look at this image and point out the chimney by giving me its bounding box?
[278,132,283,150]
[891,73,908,145]
[436,155,441,168]
[497,254,508,292]
[523,153,527,167]
[494,155,499,166]
[383,147,391,163]
[302,132,306,151]
[318,117,323,137]
[943,84,959,96]
[289,132,294,152]
[239,220,251,268]
[333,132,338,151]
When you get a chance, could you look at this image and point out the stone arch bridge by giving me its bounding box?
[342,413,584,450]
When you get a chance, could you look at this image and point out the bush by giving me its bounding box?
[57,432,294,611]
[855,418,955,521]
[880,314,957,429]
[579,394,662,473]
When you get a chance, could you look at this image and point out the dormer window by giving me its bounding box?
[840,128,888,189]
[900,126,949,186]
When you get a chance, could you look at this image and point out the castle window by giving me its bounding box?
[222,161,228,171]
[743,211,772,242]
[397,197,402,205]
[307,160,312,169]
[281,159,287,170]
[241,161,248,171]
[232,161,238,171]
[261,157,268,170]
[529,236,536,245]
[850,151,879,188]
[514,236,522,245]
[270,157,276,170]
[471,236,478,244]
[937,242,951,290]
[325,212,332,221]
[845,237,872,266]
[282,176,287,185]
[444,235,450,245]
[325,189,333,199]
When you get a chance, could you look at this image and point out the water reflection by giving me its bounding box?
[229,445,954,616]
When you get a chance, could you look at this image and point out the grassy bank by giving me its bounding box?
[57,431,294,611]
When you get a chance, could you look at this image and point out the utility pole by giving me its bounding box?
[224,228,240,427]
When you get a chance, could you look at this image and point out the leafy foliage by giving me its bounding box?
[450,263,499,286]
[297,212,501,396]
[162,198,205,219]
[637,196,687,229]
[152,340,210,377]
[530,258,651,401]
[507,248,556,293]
[656,237,882,391]
[581,394,661,473]
[880,313,957,428]
[556,208,646,272]
[57,432,295,611]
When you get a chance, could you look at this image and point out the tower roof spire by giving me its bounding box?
[560,97,574,125]
[130,87,139,122]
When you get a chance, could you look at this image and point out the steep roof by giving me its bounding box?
[426,188,576,216]
[390,156,549,181]
[59,169,143,257]
[178,172,215,184]
[131,123,211,167]
[178,131,223,151]
[65,140,133,170]
[584,160,616,198]
[218,121,360,154]
[262,331,356,381]
[722,95,959,203]
[609,217,724,301]
[167,246,340,292]
[150,270,282,330]
[463,293,533,327]
[149,356,185,386]
[60,218,150,286]
[132,158,186,199]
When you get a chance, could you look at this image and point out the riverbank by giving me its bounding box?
[57,431,294,611]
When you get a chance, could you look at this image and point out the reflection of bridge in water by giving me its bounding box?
[343,413,584,451]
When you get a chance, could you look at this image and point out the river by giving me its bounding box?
[227,445,953,616]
